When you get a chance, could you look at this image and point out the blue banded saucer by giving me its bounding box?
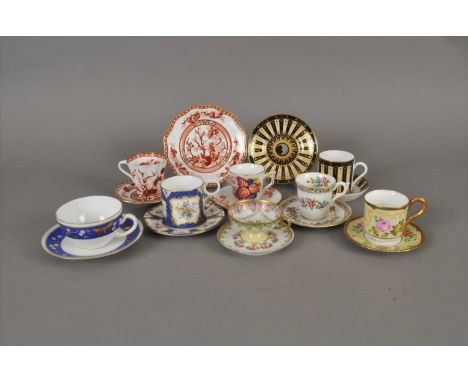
[41,217,143,260]
[144,200,225,236]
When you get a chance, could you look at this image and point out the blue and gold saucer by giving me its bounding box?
[41,217,143,260]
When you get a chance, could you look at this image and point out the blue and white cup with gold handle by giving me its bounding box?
[56,196,138,249]
[161,175,221,229]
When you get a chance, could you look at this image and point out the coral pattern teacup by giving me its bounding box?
[229,163,275,200]
[364,189,427,246]
[228,199,289,244]
[161,175,220,229]
[56,196,138,249]
[295,172,348,221]
[118,152,167,196]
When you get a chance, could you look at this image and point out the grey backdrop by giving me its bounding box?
[1,37,467,345]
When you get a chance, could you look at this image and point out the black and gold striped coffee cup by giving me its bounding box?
[318,150,368,194]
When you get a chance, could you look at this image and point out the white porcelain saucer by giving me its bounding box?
[144,200,225,236]
[41,217,144,260]
[114,180,162,205]
[217,221,293,256]
[338,176,369,203]
[212,185,282,209]
[280,196,352,228]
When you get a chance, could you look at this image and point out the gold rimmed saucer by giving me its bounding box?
[343,216,425,253]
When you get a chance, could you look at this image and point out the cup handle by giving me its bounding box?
[281,216,291,228]
[118,160,132,180]
[204,180,221,197]
[352,162,368,188]
[114,213,138,237]
[331,181,348,203]
[264,171,276,190]
[405,197,427,228]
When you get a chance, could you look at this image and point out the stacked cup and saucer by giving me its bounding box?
[41,196,143,260]
[143,175,225,236]
[216,163,293,255]
[114,152,167,205]
[212,163,282,209]
[281,172,352,228]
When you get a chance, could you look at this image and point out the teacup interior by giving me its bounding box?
[56,196,122,225]
[128,153,166,166]
[162,175,203,192]
[230,163,264,175]
[365,190,409,208]
[319,150,354,162]
[229,201,280,224]
[296,172,335,188]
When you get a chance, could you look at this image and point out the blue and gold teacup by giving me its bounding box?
[161,175,221,229]
[56,196,138,249]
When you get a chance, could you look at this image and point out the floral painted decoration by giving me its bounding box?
[369,216,405,238]
[298,197,329,210]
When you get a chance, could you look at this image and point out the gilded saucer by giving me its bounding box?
[212,185,282,209]
[280,196,352,228]
[217,221,293,256]
[144,200,225,236]
[114,180,162,205]
[41,217,144,260]
[343,216,424,253]
[338,176,369,203]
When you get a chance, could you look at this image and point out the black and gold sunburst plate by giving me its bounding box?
[248,115,318,184]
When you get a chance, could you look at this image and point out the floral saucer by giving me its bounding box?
[344,216,424,253]
[280,196,352,228]
[114,180,162,205]
[41,217,144,260]
[144,200,225,236]
[338,176,369,203]
[212,185,282,209]
[217,221,293,256]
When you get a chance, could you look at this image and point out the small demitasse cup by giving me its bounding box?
[161,175,221,229]
[295,172,348,221]
[229,163,275,200]
[228,200,290,244]
[364,190,427,246]
[318,150,368,193]
[118,152,167,196]
[56,196,138,249]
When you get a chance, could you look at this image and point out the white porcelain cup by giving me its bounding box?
[295,172,348,221]
[229,163,275,200]
[118,152,167,196]
[56,196,138,249]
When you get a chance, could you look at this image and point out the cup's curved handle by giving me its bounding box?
[331,181,348,203]
[405,197,427,228]
[114,213,138,237]
[263,171,276,190]
[204,180,221,197]
[353,161,368,188]
[118,160,132,180]
[281,216,291,228]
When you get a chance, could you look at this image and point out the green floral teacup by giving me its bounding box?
[364,190,427,246]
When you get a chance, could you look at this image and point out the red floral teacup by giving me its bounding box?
[118,152,167,196]
[364,190,427,246]
[229,163,275,200]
